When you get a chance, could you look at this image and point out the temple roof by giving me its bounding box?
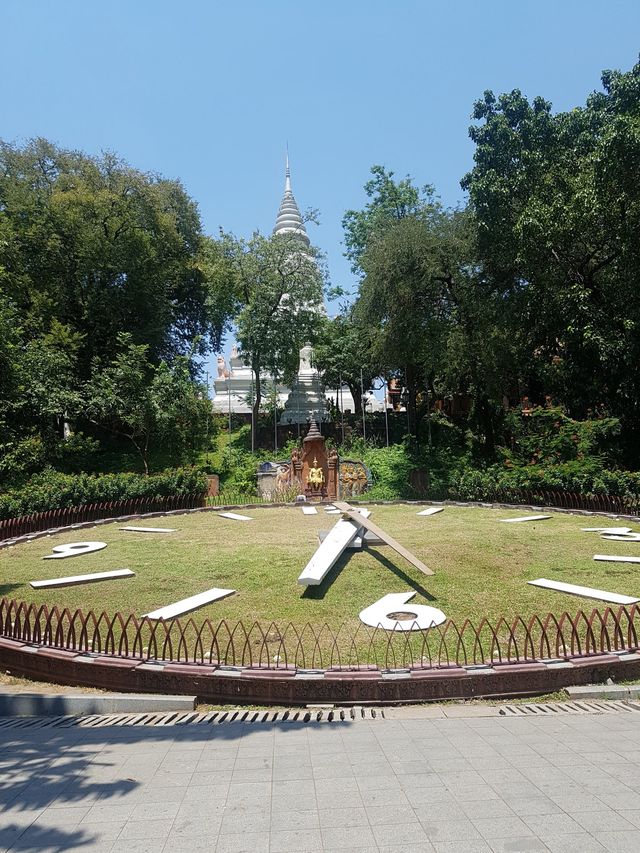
[273,153,310,247]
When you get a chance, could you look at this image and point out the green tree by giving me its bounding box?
[0,138,232,478]
[344,167,455,436]
[343,165,435,275]
[313,310,378,418]
[0,295,86,484]
[0,138,228,368]
[219,227,325,441]
[462,60,640,458]
[84,334,212,474]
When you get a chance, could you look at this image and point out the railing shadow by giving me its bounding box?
[0,714,349,850]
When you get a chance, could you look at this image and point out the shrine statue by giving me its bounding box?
[307,457,325,489]
[275,464,290,491]
[217,355,229,378]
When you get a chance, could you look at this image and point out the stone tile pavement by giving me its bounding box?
[2,710,640,851]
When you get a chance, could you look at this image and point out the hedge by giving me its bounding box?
[0,467,208,520]
[449,460,640,502]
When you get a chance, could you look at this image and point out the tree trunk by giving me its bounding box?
[129,435,149,475]
[476,394,496,458]
[252,365,261,452]
[349,382,362,420]
[406,363,418,437]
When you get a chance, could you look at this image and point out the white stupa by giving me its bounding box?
[213,154,359,420]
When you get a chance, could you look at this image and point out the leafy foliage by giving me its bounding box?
[501,405,621,466]
[312,310,378,416]
[219,226,325,436]
[0,466,208,520]
[0,138,225,365]
[450,460,640,502]
[84,334,215,474]
[0,138,231,486]
[462,61,640,445]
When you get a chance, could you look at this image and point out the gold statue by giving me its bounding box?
[307,457,325,489]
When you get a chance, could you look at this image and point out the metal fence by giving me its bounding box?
[1,597,637,670]
[0,494,206,542]
[450,489,640,516]
[3,489,637,544]
[205,492,271,507]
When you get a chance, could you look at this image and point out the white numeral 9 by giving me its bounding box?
[43,542,107,560]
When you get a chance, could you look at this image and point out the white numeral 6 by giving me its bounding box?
[359,592,446,631]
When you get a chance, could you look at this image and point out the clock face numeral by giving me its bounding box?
[43,542,108,560]
[359,592,447,631]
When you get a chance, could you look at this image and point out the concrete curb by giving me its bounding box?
[566,683,640,701]
[0,689,196,717]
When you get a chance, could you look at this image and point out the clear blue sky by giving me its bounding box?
[3,0,639,368]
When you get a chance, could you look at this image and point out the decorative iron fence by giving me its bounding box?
[2,489,638,543]
[1,597,637,671]
[0,493,206,542]
[450,488,640,516]
[205,492,272,507]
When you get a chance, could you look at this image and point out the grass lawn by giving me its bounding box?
[3,505,640,631]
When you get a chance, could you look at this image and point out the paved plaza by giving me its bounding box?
[2,709,640,852]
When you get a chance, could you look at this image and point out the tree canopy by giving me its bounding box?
[340,59,640,459]
[462,59,640,445]
[219,226,325,435]
[0,139,227,365]
[4,57,640,481]
[0,138,229,483]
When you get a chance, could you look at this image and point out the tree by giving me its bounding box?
[349,190,455,436]
[462,60,640,459]
[219,227,325,442]
[84,334,212,474]
[0,137,232,478]
[0,138,228,370]
[344,167,450,436]
[313,310,379,417]
[343,165,436,276]
[434,210,515,453]
[0,295,86,484]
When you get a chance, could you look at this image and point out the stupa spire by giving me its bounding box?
[285,146,291,193]
[273,150,310,247]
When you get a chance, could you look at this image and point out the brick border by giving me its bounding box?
[2,637,639,705]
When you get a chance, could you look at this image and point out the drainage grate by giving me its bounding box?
[0,705,384,730]
[499,700,640,716]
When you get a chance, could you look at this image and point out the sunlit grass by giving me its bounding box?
[3,505,639,632]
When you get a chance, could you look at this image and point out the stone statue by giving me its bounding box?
[299,344,313,373]
[275,464,290,492]
[217,355,229,378]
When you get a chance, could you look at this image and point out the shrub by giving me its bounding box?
[449,460,640,501]
[217,447,261,494]
[352,439,640,503]
[0,466,208,520]
[503,405,621,465]
[363,445,415,500]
